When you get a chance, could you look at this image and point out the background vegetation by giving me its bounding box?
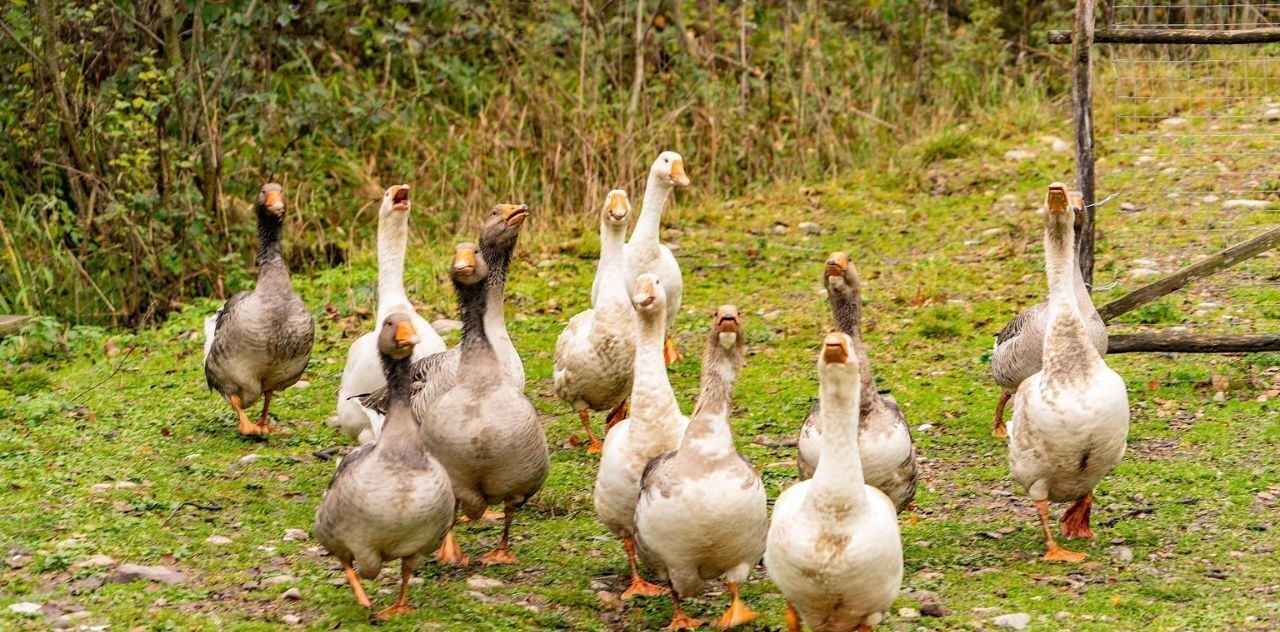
[0,0,1073,326]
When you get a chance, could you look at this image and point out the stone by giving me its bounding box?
[917,424,934,433]
[90,483,113,494]
[798,221,822,234]
[280,587,302,601]
[1120,202,1137,212]
[293,380,310,389]
[205,535,233,546]
[261,575,296,586]
[1264,108,1280,121]
[283,529,309,541]
[993,613,1032,630]
[1129,268,1162,280]
[282,614,301,625]
[1159,117,1187,128]
[70,554,117,571]
[898,607,920,620]
[8,602,41,615]
[1223,199,1271,209]
[110,564,189,585]
[115,481,139,489]
[596,590,623,610]
[1112,546,1134,563]
[466,575,504,590]
[1055,611,1072,620]
[1003,149,1036,161]
[239,454,260,464]
[1051,139,1070,153]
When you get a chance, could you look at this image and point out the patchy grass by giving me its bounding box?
[1,122,1278,631]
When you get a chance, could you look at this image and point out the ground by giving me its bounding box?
[1,114,1279,631]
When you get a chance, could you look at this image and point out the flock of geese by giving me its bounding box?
[201,154,1131,630]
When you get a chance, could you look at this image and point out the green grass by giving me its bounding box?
[1,124,1278,631]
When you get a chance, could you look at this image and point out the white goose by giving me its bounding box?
[1007,183,1129,562]
[633,305,767,629]
[335,185,446,444]
[765,333,903,632]
[592,151,689,364]
[593,273,688,600]
[554,190,638,453]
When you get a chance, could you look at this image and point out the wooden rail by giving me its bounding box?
[1107,332,1280,354]
[1050,27,1280,45]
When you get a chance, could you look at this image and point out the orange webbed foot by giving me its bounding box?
[715,601,758,628]
[667,613,704,629]
[435,532,469,567]
[622,577,669,599]
[479,547,519,565]
[1043,543,1088,563]
[586,439,604,455]
[373,603,413,620]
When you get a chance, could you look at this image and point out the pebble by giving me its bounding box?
[294,380,310,389]
[110,564,189,585]
[993,612,1032,630]
[466,575,504,590]
[1159,117,1187,128]
[262,575,296,586]
[1264,108,1280,121]
[916,423,934,433]
[1113,546,1134,563]
[1051,139,1070,153]
[596,590,623,610]
[8,602,41,615]
[115,481,139,489]
[1055,611,1072,620]
[280,588,302,601]
[205,535,233,546]
[1003,149,1036,161]
[1128,268,1162,280]
[1223,199,1271,209]
[1120,202,1137,211]
[1203,194,1220,203]
[282,614,301,625]
[69,554,117,571]
[798,221,822,234]
[284,529,309,541]
[90,483,113,494]
[589,580,610,591]
[898,607,920,620]
[239,454,260,464]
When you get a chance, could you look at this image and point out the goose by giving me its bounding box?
[991,190,1107,437]
[633,305,767,629]
[420,242,549,565]
[593,273,687,599]
[765,333,903,632]
[204,183,314,436]
[314,313,454,619]
[797,253,917,512]
[1006,183,1129,562]
[554,190,638,454]
[335,185,446,444]
[592,151,689,364]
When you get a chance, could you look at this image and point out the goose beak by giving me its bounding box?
[633,277,658,307]
[607,192,629,220]
[669,158,690,187]
[825,252,849,278]
[822,333,850,364]
[391,185,411,211]
[453,247,477,275]
[502,204,530,227]
[394,321,420,347]
[715,306,740,333]
[1046,183,1069,214]
[264,188,285,215]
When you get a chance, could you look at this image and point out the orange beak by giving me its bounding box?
[634,277,658,307]
[394,321,419,347]
[825,252,849,278]
[715,306,740,333]
[264,189,284,214]
[453,247,477,275]
[822,333,850,364]
[607,192,628,220]
[1046,183,1069,214]
[501,204,530,227]
[670,159,690,187]
[391,185,410,211]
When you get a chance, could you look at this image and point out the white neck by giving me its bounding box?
[630,307,682,443]
[805,369,866,516]
[375,210,411,321]
[629,172,671,248]
[1042,217,1102,374]
[594,219,631,316]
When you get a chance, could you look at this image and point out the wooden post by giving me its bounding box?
[1098,225,1280,322]
[1071,0,1098,286]
[1107,332,1280,354]
[1050,27,1280,45]
[0,315,32,337]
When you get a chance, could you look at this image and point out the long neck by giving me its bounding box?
[479,240,513,344]
[629,172,670,247]
[805,372,866,516]
[456,278,494,362]
[1070,233,1095,313]
[829,285,876,406]
[680,339,741,456]
[631,309,682,433]
[594,219,630,313]
[1042,217,1099,376]
[255,210,289,286]
[377,353,421,446]
[376,211,411,319]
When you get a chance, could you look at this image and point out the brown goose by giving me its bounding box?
[203,183,314,436]
[990,190,1107,437]
[797,253,916,512]
[314,314,454,619]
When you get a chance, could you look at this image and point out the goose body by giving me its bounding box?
[591,152,689,362]
[797,253,916,512]
[634,306,766,629]
[554,191,638,453]
[1007,184,1129,561]
[204,183,314,436]
[593,273,688,598]
[315,313,453,618]
[766,333,903,632]
[335,185,446,444]
[990,191,1108,436]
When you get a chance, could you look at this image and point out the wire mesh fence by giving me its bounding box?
[1092,1,1280,343]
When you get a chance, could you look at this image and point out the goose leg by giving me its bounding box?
[620,537,668,599]
[341,560,372,609]
[992,390,1010,437]
[663,337,681,365]
[374,560,414,619]
[479,505,519,565]
[1037,500,1086,562]
[458,509,505,523]
[714,582,758,628]
[231,395,259,436]
[1061,492,1096,539]
[435,530,469,566]
[605,399,629,432]
[256,391,285,434]
[578,409,603,454]
[666,589,703,629]
[785,601,801,632]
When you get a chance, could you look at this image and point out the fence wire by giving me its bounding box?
[1092,1,1280,344]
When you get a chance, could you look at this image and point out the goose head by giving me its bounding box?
[378,312,419,360]
[451,242,489,286]
[818,332,860,395]
[480,204,530,252]
[823,251,860,296]
[650,151,690,188]
[713,304,743,351]
[1068,189,1085,232]
[631,273,666,317]
[603,190,631,226]
[257,183,285,218]
[381,185,411,217]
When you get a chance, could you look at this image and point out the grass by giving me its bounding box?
[1,116,1279,631]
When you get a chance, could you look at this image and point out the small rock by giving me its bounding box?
[1055,611,1072,620]
[914,540,932,548]
[1203,194,1220,203]
[596,590,623,610]
[431,319,463,335]
[981,227,1005,236]
[1003,149,1036,161]
[916,423,934,433]
[1128,268,1162,280]
[293,379,310,389]
[1112,546,1134,563]
[771,222,789,235]
[282,614,301,625]
[280,587,302,601]
[283,529,309,542]
[205,535,233,546]
[239,454,260,465]
[993,613,1032,630]
[1159,117,1187,128]
[1051,139,1070,153]
[90,483,112,494]
[466,575,504,590]
[8,602,41,615]
[898,607,920,620]
[115,481,139,489]
[1264,108,1280,121]
[589,580,610,591]
[798,221,822,234]
[262,575,296,586]
[1223,199,1271,209]
[920,602,949,617]
[1120,202,1137,212]
[70,554,117,571]
[110,564,188,585]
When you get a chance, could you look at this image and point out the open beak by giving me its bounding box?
[633,277,658,307]
[394,321,420,347]
[715,307,740,334]
[825,252,849,279]
[669,159,690,187]
[607,193,629,220]
[502,204,530,227]
[822,333,850,364]
[264,189,285,214]
[453,247,477,275]
[391,185,411,212]
[1046,183,1069,214]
